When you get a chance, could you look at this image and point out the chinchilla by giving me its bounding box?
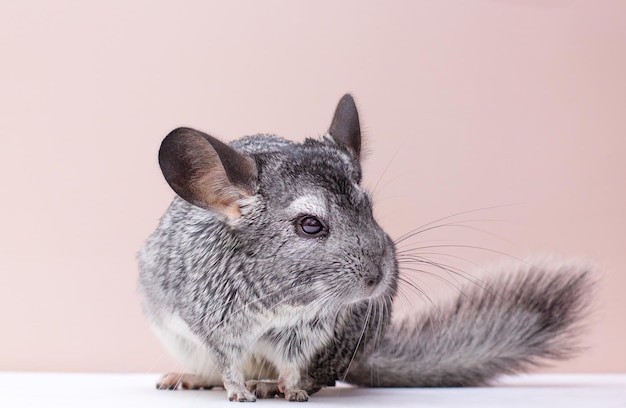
[138,94,593,402]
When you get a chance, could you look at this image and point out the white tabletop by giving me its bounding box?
[1,372,625,407]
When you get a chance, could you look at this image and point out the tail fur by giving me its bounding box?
[345,260,595,387]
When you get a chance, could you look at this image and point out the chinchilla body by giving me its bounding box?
[138,95,593,402]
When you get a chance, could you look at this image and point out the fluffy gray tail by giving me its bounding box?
[345,260,595,387]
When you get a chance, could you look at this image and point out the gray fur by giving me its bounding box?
[344,260,594,387]
[138,95,594,401]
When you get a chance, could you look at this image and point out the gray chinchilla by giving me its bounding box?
[138,94,593,402]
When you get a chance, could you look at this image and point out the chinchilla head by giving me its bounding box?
[158,95,398,307]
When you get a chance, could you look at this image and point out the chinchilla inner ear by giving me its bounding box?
[328,94,361,160]
[158,127,258,217]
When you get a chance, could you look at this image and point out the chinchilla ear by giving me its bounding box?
[328,94,361,160]
[158,127,258,217]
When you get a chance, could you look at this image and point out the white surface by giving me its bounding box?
[1,372,625,407]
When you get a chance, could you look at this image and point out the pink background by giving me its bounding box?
[1,1,624,374]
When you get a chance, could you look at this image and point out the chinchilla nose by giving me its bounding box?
[365,268,383,289]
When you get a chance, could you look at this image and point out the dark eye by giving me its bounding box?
[297,216,327,237]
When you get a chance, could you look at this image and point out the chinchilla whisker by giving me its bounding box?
[374,300,386,347]
[395,237,492,255]
[397,253,465,276]
[399,265,504,313]
[394,280,417,305]
[399,267,474,301]
[393,204,520,244]
[395,273,427,298]
[393,219,512,248]
[341,300,374,383]
[394,284,414,307]
[396,248,513,292]
[397,255,496,295]
[369,139,407,197]
[370,183,423,218]
[396,275,438,308]
[398,259,471,287]
[398,250,489,273]
[396,244,528,265]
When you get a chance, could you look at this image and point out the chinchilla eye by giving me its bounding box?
[297,216,326,237]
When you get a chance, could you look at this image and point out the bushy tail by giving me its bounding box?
[345,260,595,387]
